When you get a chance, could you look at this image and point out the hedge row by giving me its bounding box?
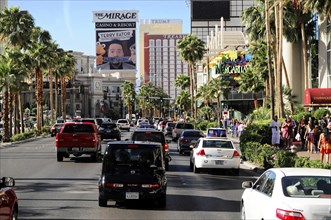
[10,126,51,142]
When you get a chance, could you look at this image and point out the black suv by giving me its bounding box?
[98,122,121,141]
[130,129,171,171]
[98,141,167,207]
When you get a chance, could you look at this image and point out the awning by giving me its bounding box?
[304,88,331,107]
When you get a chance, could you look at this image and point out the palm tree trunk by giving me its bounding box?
[49,71,55,122]
[9,90,13,137]
[189,64,194,118]
[13,93,18,135]
[2,89,10,142]
[19,91,24,133]
[55,76,59,119]
[35,67,44,130]
[265,0,275,118]
[61,77,67,121]
[301,22,309,89]
[278,0,285,118]
[253,93,258,109]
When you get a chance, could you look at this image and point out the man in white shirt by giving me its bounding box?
[270,115,281,149]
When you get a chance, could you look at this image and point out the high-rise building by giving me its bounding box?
[0,0,7,11]
[139,19,183,84]
[144,34,189,98]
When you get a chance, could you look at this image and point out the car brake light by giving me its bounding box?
[164,143,169,152]
[105,183,124,188]
[128,144,139,148]
[180,138,189,142]
[276,208,304,220]
[196,149,205,156]
[141,183,160,188]
[232,150,240,157]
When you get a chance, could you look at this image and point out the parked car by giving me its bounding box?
[98,141,167,208]
[116,119,131,131]
[189,137,240,175]
[0,177,18,220]
[241,168,331,220]
[130,129,171,171]
[163,122,176,137]
[98,122,121,141]
[177,130,205,154]
[172,122,194,141]
[50,123,64,137]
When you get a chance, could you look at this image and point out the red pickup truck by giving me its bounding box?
[55,122,102,162]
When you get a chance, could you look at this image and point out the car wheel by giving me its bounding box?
[12,206,18,220]
[193,161,200,173]
[99,198,107,207]
[165,161,169,171]
[240,202,246,220]
[189,159,193,170]
[127,128,130,132]
[91,153,97,162]
[157,194,166,208]
[57,152,63,162]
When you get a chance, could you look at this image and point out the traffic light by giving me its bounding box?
[132,94,135,102]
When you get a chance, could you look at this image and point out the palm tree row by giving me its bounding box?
[241,0,330,118]
[0,6,76,142]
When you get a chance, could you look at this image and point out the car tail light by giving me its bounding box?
[141,183,160,188]
[164,143,169,152]
[196,149,205,156]
[105,183,124,188]
[180,138,189,142]
[276,208,304,220]
[232,150,240,157]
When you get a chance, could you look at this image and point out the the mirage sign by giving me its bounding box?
[93,10,138,71]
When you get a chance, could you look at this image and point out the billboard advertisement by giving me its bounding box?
[93,10,138,70]
[192,1,230,21]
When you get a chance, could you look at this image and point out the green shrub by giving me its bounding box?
[273,151,297,167]
[195,120,209,131]
[240,122,271,145]
[313,108,330,120]
[207,121,218,129]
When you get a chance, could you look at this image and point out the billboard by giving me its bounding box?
[93,10,138,70]
[192,1,230,21]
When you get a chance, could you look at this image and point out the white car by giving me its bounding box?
[241,168,331,220]
[136,119,149,126]
[116,119,131,131]
[189,137,241,175]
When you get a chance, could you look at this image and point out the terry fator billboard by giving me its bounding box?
[93,10,138,71]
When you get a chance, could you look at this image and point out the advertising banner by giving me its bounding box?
[93,10,138,71]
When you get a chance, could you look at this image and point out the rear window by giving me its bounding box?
[203,140,233,149]
[183,131,205,137]
[282,176,331,198]
[103,145,163,171]
[118,120,128,123]
[132,132,165,143]
[62,124,94,133]
[176,123,194,129]
[81,119,96,124]
[100,123,117,129]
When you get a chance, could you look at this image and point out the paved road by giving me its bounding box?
[0,129,259,219]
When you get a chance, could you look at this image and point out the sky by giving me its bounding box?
[8,0,191,56]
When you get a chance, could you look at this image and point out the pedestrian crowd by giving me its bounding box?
[270,113,331,164]
[220,117,247,139]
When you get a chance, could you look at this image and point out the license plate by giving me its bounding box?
[215,160,224,165]
[72,147,79,151]
[126,192,139,200]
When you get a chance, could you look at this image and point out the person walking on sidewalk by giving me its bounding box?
[270,115,281,149]
[282,117,294,149]
[317,122,331,163]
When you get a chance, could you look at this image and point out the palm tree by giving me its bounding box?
[177,34,206,118]
[121,81,135,121]
[139,82,154,117]
[303,0,331,21]
[196,83,212,108]
[27,27,52,130]
[237,68,265,110]
[209,77,230,127]
[174,74,190,90]
[175,90,191,119]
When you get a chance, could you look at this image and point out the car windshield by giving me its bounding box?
[101,123,117,129]
[203,140,233,149]
[62,124,94,133]
[176,123,194,129]
[104,146,163,171]
[132,132,165,143]
[118,120,127,123]
[183,131,204,137]
[282,176,331,198]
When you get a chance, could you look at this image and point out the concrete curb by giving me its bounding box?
[0,135,51,149]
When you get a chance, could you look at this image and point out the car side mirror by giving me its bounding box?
[2,177,15,187]
[189,144,195,149]
[242,181,253,189]
[125,138,129,141]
